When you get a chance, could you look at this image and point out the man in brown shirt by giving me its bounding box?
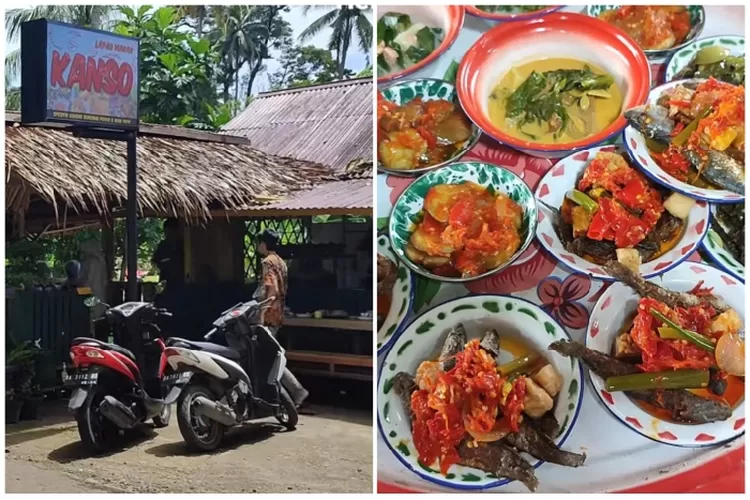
[255,230,308,407]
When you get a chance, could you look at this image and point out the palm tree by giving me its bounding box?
[210,6,268,102]
[5,6,115,82]
[176,5,208,38]
[299,6,372,79]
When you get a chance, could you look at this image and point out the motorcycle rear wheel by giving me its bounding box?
[275,388,299,430]
[75,385,118,454]
[177,384,225,452]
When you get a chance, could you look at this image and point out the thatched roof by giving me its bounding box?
[5,113,335,223]
[222,78,373,173]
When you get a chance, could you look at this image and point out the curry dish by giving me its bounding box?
[488,58,623,144]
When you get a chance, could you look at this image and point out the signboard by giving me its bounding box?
[21,19,139,129]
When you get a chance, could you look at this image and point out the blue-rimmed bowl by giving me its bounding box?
[377,234,415,354]
[586,6,705,61]
[389,161,537,283]
[378,294,584,490]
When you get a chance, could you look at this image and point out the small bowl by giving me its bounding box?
[586,5,706,61]
[701,206,745,283]
[377,234,415,354]
[587,262,744,447]
[377,6,465,85]
[664,35,745,83]
[534,145,710,280]
[456,12,650,159]
[622,79,745,204]
[378,294,584,490]
[389,161,537,283]
[465,5,563,22]
[377,78,482,177]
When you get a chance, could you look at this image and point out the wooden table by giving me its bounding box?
[283,317,372,332]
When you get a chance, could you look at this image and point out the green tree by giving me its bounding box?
[6,73,21,111]
[243,6,292,97]
[5,6,115,84]
[210,6,269,102]
[269,45,352,90]
[115,6,219,125]
[176,5,208,38]
[299,6,372,79]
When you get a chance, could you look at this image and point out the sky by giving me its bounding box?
[5,6,372,94]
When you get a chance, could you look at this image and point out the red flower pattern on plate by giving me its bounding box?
[695,433,715,442]
[467,242,557,295]
[625,416,643,429]
[658,431,678,441]
[600,390,614,405]
[537,273,591,330]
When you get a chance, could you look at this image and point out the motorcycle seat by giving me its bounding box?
[167,337,241,361]
[72,337,136,361]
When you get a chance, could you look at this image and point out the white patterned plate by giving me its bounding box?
[701,206,745,283]
[378,294,584,490]
[664,35,745,83]
[623,79,745,204]
[587,262,745,447]
[534,145,710,280]
[377,235,415,354]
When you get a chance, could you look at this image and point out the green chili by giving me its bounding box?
[605,369,710,392]
[649,308,716,352]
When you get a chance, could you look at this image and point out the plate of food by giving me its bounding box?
[665,35,745,85]
[389,162,537,282]
[377,79,481,176]
[702,204,745,283]
[377,7,464,84]
[457,12,650,158]
[464,5,562,22]
[534,145,710,280]
[552,261,744,447]
[586,6,705,60]
[378,235,415,353]
[377,295,585,491]
[623,78,745,203]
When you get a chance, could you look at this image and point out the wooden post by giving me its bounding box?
[182,222,192,283]
[101,218,115,304]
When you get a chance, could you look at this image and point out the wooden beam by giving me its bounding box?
[208,207,372,218]
[286,350,373,367]
[284,317,372,331]
[6,112,251,146]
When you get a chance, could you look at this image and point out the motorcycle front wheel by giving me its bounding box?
[275,387,299,430]
[176,384,225,452]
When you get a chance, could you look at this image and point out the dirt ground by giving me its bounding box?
[5,387,372,493]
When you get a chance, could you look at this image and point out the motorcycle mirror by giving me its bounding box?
[83,296,100,307]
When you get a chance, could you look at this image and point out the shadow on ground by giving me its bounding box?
[46,425,158,464]
[144,421,285,457]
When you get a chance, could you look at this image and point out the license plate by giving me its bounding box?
[64,371,98,386]
[164,372,191,384]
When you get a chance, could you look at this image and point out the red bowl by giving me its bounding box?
[456,12,651,157]
[377,6,465,85]
[465,5,563,22]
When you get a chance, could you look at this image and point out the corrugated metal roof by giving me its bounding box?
[222,78,373,173]
[266,178,372,211]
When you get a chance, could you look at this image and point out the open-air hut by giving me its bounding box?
[6,79,373,388]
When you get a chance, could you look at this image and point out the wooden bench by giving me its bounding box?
[286,350,373,382]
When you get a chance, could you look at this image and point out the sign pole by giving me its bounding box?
[126,132,138,301]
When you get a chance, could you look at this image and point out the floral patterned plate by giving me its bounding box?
[664,35,745,83]
[701,206,745,283]
[534,145,710,280]
[389,161,537,283]
[377,235,415,354]
[586,6,705,61]
[623,79,745,204]
[378,294,584,490]
[586,262,745,447]
[377,78,481,177]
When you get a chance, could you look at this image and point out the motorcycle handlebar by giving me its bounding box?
[204,328,218,341]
